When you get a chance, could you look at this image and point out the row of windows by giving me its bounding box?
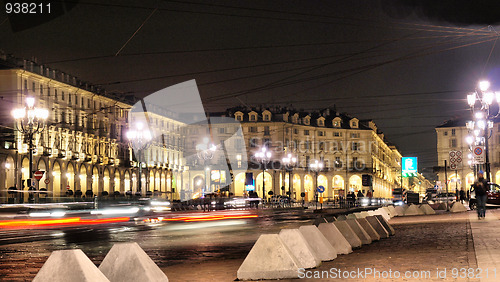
[247,138,364,151]
[443,129,456,136]
[236,113,356,128]
[24,79,127,118]
[246,126,362,138]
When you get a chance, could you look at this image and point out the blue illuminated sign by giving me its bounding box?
[402,157,418,174]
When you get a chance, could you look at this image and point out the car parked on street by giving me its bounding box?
[469,183,500,210]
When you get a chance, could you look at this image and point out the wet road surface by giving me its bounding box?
[0,209,316,280]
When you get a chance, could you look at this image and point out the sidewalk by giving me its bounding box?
[161,210,499,281]
[470,209,500,282]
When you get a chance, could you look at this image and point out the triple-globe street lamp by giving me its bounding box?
[12,97,49,193]
[126,122,152,195]
[255,147,272,203]
[309,159,324,209]
[466,80,499,181]
[196,137,216,194]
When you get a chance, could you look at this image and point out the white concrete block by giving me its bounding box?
[419,204,436,215]
[333,221,362,248]
[346,219,372,245]
[360,211,370,218]
[366,216,389,239]
[387,205,399,216]
[299,225,338,261]
[376,208,391,221]
[336,214,347,220]
[353,212,364,219]
[34,249,110,282]
[382,206,394,218]
[279,229,321,269]
[317,223,352,255]
[237,234,301,280]
[450,202,468,212]
[99,242,168,282]
[374,215,395,236]
[394,206,405,216]
[346,213,357,219]
[357,218,380,241]
[403,204,420,216]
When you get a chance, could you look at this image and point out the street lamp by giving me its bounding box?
[255,147,272,203]
[282,153,297,201]
[12,97,49,193]
[465,80,499,181]
[309,159,323,209]
[126,122,152,196]
[196,137,216,194]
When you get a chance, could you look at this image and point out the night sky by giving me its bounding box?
[2,0,500,179]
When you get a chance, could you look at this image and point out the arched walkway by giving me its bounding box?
[292,174,301,199]
[349,175,362,192]
[234,172,245,196]
[92,166,99,195]
[114,170,121,193]
[304,174,313,202]
[52,162,61,197]
[79,164,87,192]
[256,172,272,198]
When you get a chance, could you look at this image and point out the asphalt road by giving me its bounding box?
[0,209,316,280]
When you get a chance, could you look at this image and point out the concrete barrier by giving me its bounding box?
[317,223,352,255]
[333,221,362,249]
[403,204,421,216]
[376,208,391,221]
[279,229,321,269]
[374,215,395,236]
[360,211,370,218]
[353,212,364,219]
[419,204,436,215]
[394,206,405,216]
[450,202,468,212]
[237,234,301,280]
[99,242,168,282]
[366,216,389,238]
[336,214,347,220]
[382,206,394,218]
[346,219,372,245]
[299,225,338,261]
[387,205,399,216]
[357,218,380,241]
[346,213,357,219]
[34,249,110,282]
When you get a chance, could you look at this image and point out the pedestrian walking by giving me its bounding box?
[459,189,466,204]
[472,171,488,219]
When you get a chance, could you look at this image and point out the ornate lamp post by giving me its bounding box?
[12,97,49,192]
[466,80,498,181]
[196,137,216,194]
[255,147,272,203]
[282,153,297,201]
[126,122,152,196]
[309,159,323,209]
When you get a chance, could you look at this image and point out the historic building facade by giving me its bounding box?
[435,117,500,192]
[200,107,411,201]
[0,56,183,203]
[0,55,425,203]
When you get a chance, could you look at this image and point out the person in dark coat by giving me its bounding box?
[472,171,488,219]
[459,189,466,204]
